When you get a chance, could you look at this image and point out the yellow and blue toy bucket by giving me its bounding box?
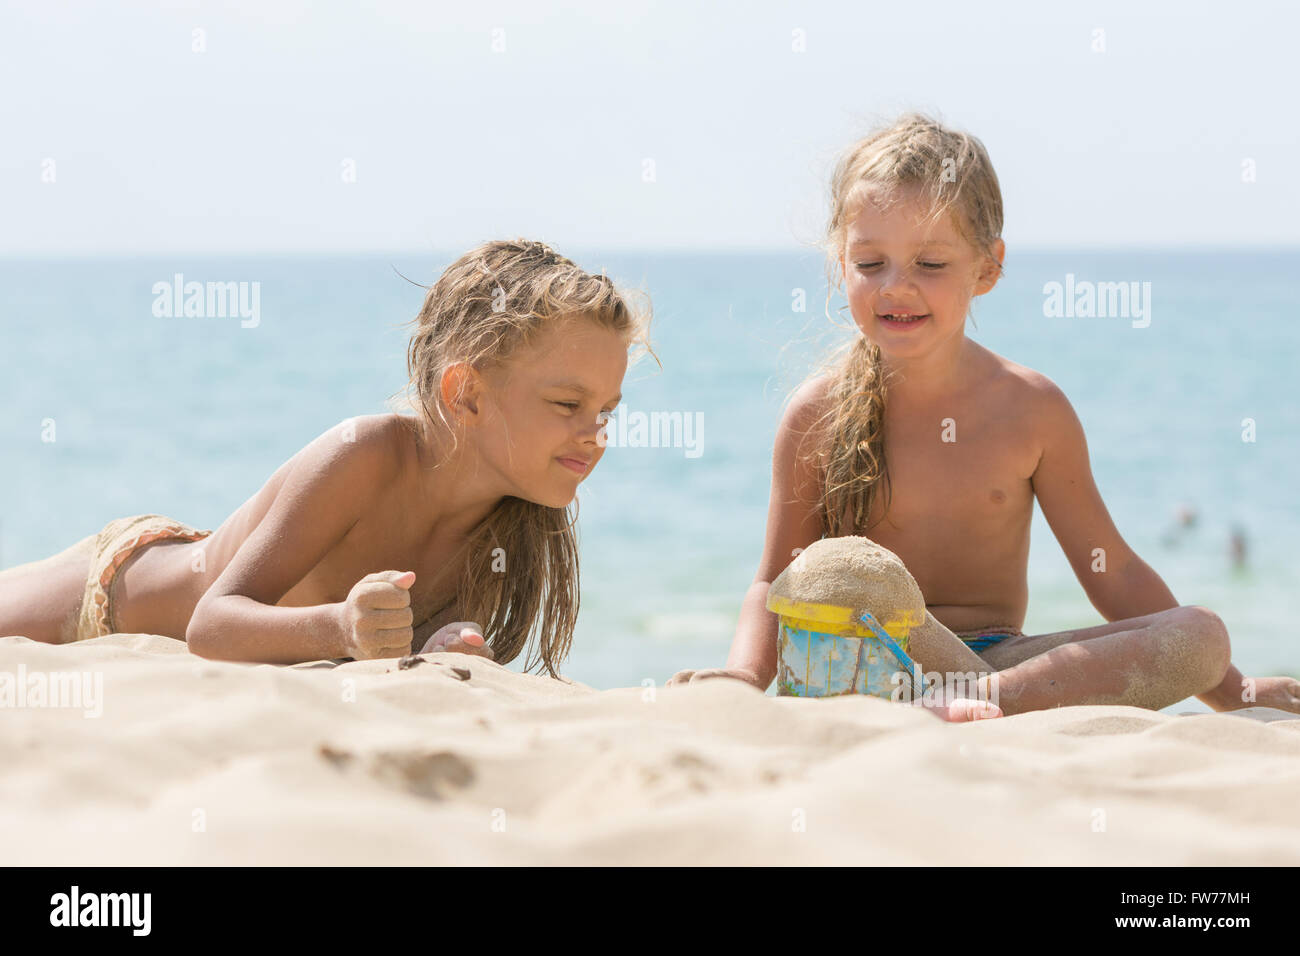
[768,596,925,699]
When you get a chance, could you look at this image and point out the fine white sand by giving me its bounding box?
[4,633,1300,865]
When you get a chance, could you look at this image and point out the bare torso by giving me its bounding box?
[848,346,1041,633]
[111,415,463,645]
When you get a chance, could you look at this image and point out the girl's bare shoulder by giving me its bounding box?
[973,344,1065,400]
[783,374,836,428]
[972,345,1077,433]
[271,414,413,494]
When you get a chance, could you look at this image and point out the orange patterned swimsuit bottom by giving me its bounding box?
[74,514,213,642]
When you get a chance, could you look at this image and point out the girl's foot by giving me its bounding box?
[1202,675,1300,713]
[917,692,1003,722]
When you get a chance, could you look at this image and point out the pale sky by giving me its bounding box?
[2,0,1296,254]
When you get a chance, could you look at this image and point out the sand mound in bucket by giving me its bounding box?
[769,536,925,626]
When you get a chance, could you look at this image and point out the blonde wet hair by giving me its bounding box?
[394,239,653,677]
[811,112,1004,536]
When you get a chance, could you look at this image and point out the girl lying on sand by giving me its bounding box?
[0,240,648,673]
[670,113,1300,721]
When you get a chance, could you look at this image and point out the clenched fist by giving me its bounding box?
[338,570,416,660]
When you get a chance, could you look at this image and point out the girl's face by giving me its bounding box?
[840,186,1003,362]
[473,316,628,509]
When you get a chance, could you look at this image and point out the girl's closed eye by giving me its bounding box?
[854,261,947,271]
[553,398,618,415]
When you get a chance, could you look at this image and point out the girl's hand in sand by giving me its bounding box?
[339,570,417,660]
[419,621,495,661]
[667,667,764,690]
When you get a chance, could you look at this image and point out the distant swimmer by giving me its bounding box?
[1160,502,1199,548]
[1229,524,1249,571]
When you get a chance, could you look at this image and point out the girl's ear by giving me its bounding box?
[440,362,482,419]
[973,238,1006,295]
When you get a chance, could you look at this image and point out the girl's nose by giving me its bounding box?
[580,413,607,444]
[879,265,917,295]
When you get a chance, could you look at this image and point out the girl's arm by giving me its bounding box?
[722,379,830,689]
[1030,380,1179,618]
[186,419,401,665]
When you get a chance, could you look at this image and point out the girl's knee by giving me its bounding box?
[1180,604,1230,672]
[1182,604,1227,637]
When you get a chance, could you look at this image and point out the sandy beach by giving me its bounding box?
[3,632,1299,866]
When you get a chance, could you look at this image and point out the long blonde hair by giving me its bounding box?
[394,239,652,677]
[812,112,1004,537]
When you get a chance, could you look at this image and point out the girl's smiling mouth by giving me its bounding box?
[877,311,931,329]
[556,455,591,475]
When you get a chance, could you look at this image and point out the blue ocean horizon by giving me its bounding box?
[3,248,1297,704]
